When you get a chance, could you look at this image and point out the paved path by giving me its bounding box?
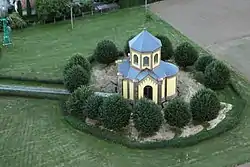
[0,84,116,97]
[150,0,250,81]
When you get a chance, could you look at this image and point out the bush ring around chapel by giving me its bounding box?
[63,27,242,149]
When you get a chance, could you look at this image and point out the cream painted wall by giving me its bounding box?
[161,78,165,98]
[129,81,134,100]
[152,49,161,68]
[141,53,152,69]
[138,76,158,103]
[130,49,141,69]
[167,76,177,97]
[122,80,128,99]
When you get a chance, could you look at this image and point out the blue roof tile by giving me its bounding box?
[129,29,162,52]
[118,60,179,81]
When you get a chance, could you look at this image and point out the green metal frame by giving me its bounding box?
[0,17,12,46]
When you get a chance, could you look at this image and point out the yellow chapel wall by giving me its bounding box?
[129,81,134,100]
[122,80,128,99]
[130,49,141,69]
[152,49,161,68]
[141,53,152,69]
[166,76,177,97]
[138,77,158,103]
[161,78,166,99]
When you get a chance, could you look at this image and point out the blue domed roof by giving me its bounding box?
[129,29,162,53]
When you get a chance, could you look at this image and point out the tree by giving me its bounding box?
[155,34,173,60]
[17,0,23,17]
[174,42,198,68]
[164,98,191,128]
[204,60,231,90]
[124,35,135,55]
[85,95,104,120]
[26,0,32,17]
[94,40,119,64]
[194,55,215,73]
[36,0,69,22]
[190,88,221,122]
[63,65,91,92]
[66,85,94,119]
[133,98,163,136]
[63,53,91,76]
[100,95,132,130]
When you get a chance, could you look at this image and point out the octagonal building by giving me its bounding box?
[116,29,179,104]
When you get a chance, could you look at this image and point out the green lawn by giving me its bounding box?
[1,6,250,167]
[0,7,198,81]
[0,81,249,167]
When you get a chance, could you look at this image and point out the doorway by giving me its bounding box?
[144,86,153,100]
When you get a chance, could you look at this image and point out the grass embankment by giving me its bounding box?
[0,79,249,167]
[0,7,249,167]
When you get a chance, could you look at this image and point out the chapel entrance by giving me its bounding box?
[144,86,153,100]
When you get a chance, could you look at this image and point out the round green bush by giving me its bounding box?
[133,98,163,136]
[155,34,174,60]
[100,95,132,130]
[63,65,91,92]
[85,95,104,120]
[94,40,119,64]
[64,53,91,76]
[194,55,215,72]
[190,88,221,122]
[164,98,191,128]
[204,60,231,90]
[124,35,136,55]
[174,42,199,68]
[66,85,94,119]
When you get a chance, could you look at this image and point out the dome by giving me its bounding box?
[129,29,162,53]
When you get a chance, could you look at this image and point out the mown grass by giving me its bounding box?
[0,6,250,167]
[0,7,206,81]
[0,78,249,167]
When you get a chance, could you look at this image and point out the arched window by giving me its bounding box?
[143,56,149,66]
[154,54,158,64]
[134,54,138,65]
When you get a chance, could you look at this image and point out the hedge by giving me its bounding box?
[63,82,246,149]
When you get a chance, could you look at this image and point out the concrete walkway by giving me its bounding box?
[150,0,250,81]
[0,84,116,97]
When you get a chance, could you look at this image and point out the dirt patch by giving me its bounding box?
[177,70,204,102]
[91,64,118,93]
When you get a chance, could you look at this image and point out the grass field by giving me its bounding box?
[1,6,250,167]
[0,7,198,81]
[0,81,249,167]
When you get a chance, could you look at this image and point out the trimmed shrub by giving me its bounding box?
[94,40,119,64]
[8,13,27,29]
[174,42,198,68]
[66,85,94,119]
[204,60,231,90]
[194,55,215,72]
[133,98,163,136]
[63,65,90,92]
[124,35,136,55]
[100,95,132,130]
[190,88,221,122]
[64,53,91,76]
[155,34,173,60]
[85,95,104,120]
[164,98,191,128]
